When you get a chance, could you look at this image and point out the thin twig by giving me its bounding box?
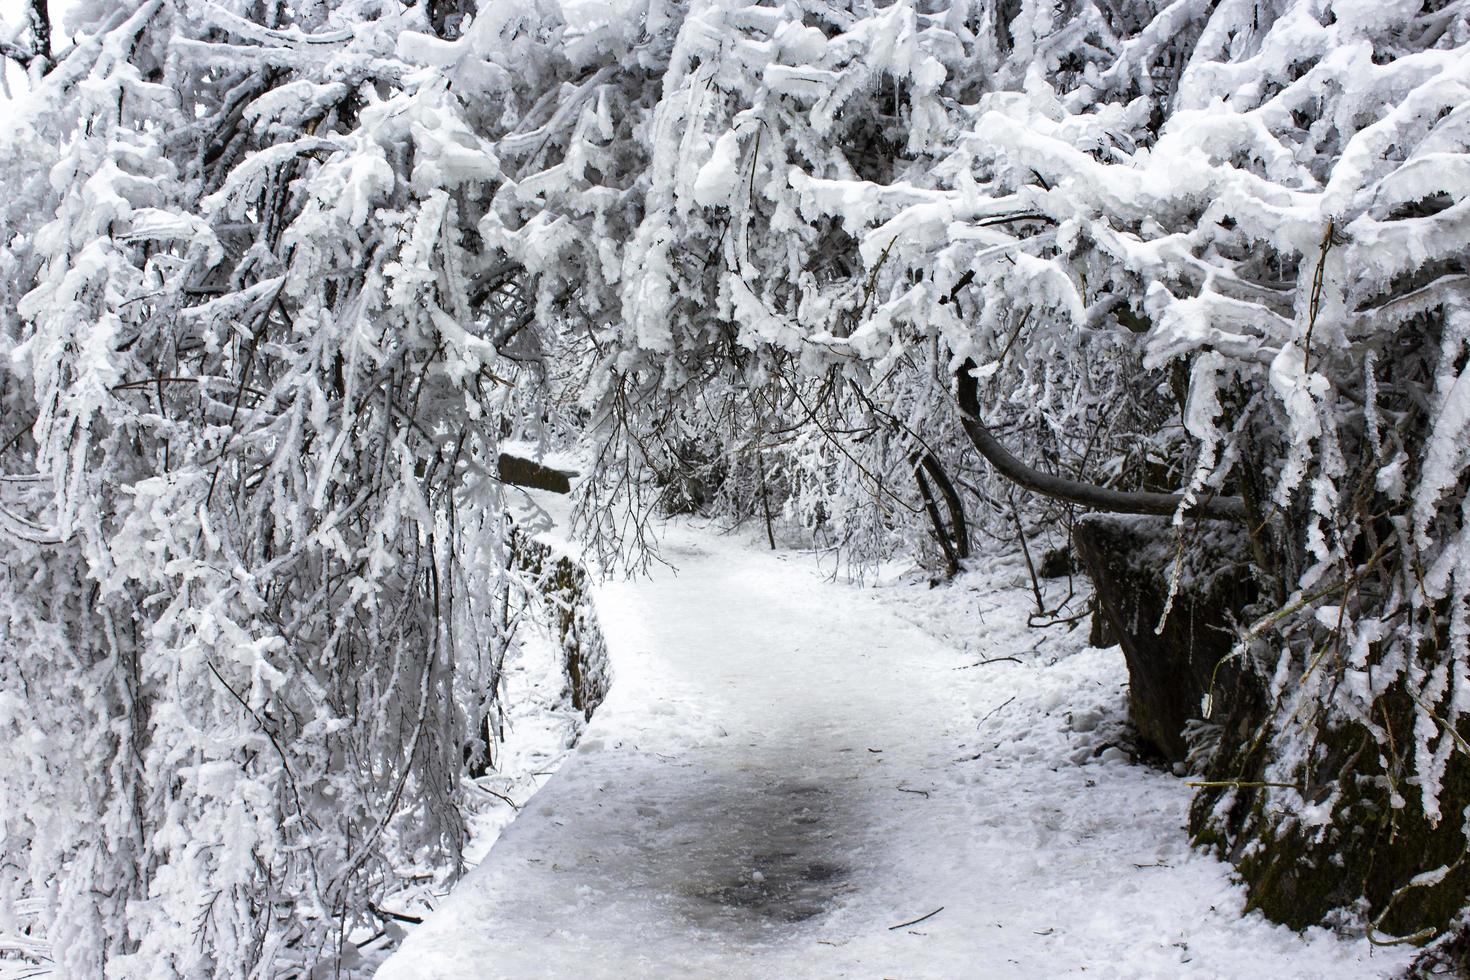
[889,907,944,930]
[471,784,521,809]
[978,696,1016,725]
[1303,220,1335,375]
[955,656,1022,669]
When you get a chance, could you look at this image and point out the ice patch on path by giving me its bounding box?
[377,521,1413,979]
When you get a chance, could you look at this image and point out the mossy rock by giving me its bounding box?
[1075,514,1470,943]
[509,527,610,720]
[1193,689,1470,943]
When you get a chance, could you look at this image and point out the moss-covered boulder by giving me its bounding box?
[509,527,610,720]
[1075,514,1470,943]
[1194,686,1470,945]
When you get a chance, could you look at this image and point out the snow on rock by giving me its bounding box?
[376,523,1408,979]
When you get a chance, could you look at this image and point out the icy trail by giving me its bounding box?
[378,523,1407,979]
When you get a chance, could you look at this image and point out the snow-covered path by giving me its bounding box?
[378,523,1407,979]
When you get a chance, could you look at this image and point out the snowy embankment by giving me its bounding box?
[377,521,1410,979]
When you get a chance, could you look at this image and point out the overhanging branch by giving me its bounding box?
[955,359,1246,521]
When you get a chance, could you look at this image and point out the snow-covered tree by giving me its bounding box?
[0,0,586,973]
[5,0,1470,972]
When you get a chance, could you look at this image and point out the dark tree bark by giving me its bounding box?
[955,358,1246,521]
[0,0,52,74]
[912,451,970,575]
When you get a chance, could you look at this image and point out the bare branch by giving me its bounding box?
[955,358,1246,521]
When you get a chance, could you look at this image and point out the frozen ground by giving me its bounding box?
[377,520,1411,979]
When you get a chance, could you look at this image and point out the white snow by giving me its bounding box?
[377,521,1409,979]
[692,130,742,209]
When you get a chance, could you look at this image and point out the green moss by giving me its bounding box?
[1193,700,1470,943]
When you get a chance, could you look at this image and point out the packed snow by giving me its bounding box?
[378,520,1409,979]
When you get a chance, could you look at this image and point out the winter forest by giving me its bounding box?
[1,0,1469,975]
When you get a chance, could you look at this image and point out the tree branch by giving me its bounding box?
[955,359,1246,521]
[1,1,52,73]
[915,463,961,575]
[912,450,969,575]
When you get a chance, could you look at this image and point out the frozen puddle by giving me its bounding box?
[377,522,1408,979]
[668,776,854,932]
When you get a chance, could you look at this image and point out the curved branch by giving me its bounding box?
[915,463,961,575]
[912,451,970,574]
[955,359,1246,521]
